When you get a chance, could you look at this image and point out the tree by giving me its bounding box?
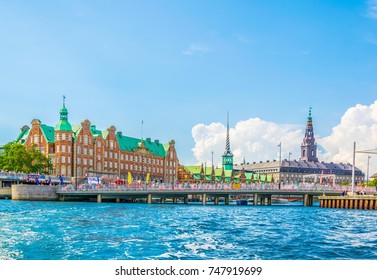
[0,142,51,174]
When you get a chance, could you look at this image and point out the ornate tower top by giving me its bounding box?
[300,107,318,162]
[308,106,312,119]
[55,95,72,131]
[222,112,234,170]
[224,112,233,156]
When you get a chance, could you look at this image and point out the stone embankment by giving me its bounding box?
[11,184,58,201]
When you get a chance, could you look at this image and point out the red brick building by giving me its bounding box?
[16,99,179,184]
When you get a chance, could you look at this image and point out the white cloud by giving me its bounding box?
[191,100,377,177]
[319,101,377,174]
[367,0,377,19]
[191,118,302,168]
[182,44,212,56]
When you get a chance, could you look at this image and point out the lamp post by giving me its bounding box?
[278,142,282,189]
[352,142,356,195]
[288,152,292,184]
[75,140,78,190]
[367,155,371,186]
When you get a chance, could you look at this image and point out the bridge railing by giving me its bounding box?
[0,171,28,180]
[56,182,375,194]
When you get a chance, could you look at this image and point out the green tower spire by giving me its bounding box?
[222,112,234,171]
[55,95,72,131]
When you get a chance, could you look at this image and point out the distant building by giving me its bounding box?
[236,108,364,185]
[178,113,235,183]
[16,97,179,183]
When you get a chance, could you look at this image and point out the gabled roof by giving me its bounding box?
[16,126,30,144]
[71,125,83,142]
[215,168,223,176]
[40,124,55,143]
[16,124,54,144]
[102,130,109,140]
[144,138,166,157]
[183,165,234,182]
[163,143,170,152]
[90,125,103,138]
[183,166,202,174]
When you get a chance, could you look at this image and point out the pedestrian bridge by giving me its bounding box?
[56,184,371,206]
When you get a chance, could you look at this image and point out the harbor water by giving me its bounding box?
[1,200,377,260]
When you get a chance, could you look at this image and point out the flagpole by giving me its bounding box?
[352,141,356,195]
[278,142,282,189]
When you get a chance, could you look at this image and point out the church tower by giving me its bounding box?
[300,107,318,162]
[222,112,234,170]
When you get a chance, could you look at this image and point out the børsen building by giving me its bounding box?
[16,99,179,184]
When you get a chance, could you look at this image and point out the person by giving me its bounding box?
[59,175,64,185]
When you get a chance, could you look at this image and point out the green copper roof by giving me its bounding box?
[116,134,166,157]
[184,166,202,174]
[215,168,223,176]
[16,127,30,144]
[40,124,55,143]
[55,120,72,131]
[55,101,72,131]
[163,143,170,152]
[183,166,233,182]
[102,130,109,140]
[71,125,82,142]
[90,125,102,138]
[144,139,166,157]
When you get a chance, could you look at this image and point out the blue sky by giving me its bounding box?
[1,0,377,172]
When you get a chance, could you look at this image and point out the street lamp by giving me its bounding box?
[367,155,371,186]
[75,139,78,190]
[288,152,292,184]
[278,142,282,189]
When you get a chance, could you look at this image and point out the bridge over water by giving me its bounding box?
[56,184,368,206]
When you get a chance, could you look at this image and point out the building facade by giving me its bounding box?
[237,108,364,185]
[178,113,236,184]
[16,99,179,183]
[178,108,365,185]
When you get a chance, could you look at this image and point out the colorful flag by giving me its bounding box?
[127,172,132,185]
[146,173,150,183]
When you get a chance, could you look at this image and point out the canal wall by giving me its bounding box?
[0,187,11,198]
[11,184,58,201]
[319,195,377,210]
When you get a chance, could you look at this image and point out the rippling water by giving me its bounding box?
[1,200,377,260]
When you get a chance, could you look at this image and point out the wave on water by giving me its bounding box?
[1,200,377,260]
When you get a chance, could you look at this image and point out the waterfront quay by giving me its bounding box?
[4,182,376,208]
[55,184,362,206]
[319,195,377,210]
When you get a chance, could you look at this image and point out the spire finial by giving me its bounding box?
[63,95,66,108]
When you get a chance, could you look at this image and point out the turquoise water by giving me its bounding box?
[0,200,377,260]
